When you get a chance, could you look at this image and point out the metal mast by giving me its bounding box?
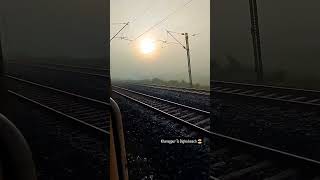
[167,30,194,87]
[249,0,263,82]
[0,30,7,114]
[184,33,193,87]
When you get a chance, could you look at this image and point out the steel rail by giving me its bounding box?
[113,85,210,115]
[113,89,211,134]
[122,83,210,96]
[212,80,320,94]
[212,80,320,106]
[8,61,109,73]
[7,75,110,135]
[9,90,109,135]
[7,75,110,106]
[11,62,320,107]
[8,62,320,97]
[8,63,108,78]
[113,85,320,178]
[7,63,320,168]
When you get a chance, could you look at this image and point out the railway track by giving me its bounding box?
[9,62,210,96]
[8,61,109,78]
[8,61,109,75]
[9,62,320,107]
[6,75,110,136]
[114,80,320,108]
[113,84,320,179]
[112,85,211,133]
[9,62,320,178]
[118,83,210,96]
[212,80,320,106]
[209,138,320,180]
[121,80,320,107]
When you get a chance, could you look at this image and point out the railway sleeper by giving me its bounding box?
[225,89,243,94]
[156,105,172,110]
[263,168,298,180]
[306,98,320,104]
[162,106,178,112]
[178,113,195,119]
[239,90,256,95]
[289,97,307,102]
[186,115,205,123]
[218,161,273,180]
[166,108,181,114]
[195,118,210,127]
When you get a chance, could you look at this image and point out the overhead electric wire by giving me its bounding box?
[130,0,155,24]
[112,22,128,25]
[132,0,194,41]
[167,30,186,49]
[121,0,156,41]
[110,22,129,42]
[157,40,179,45]
[110,1,155,43]
[168,30,200,37]
[115,36,133,42]
[167,30,183,34]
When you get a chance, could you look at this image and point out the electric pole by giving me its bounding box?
[167,30,194,87]
[0,32,4,82]
[249,0,263,82]
[0,31,7,115]
[184,33,193,87]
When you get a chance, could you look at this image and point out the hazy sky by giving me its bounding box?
[110,0,210,85]
[214,0,320,78]
[0,0,107,59]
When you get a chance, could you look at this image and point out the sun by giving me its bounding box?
[139,38,156,54]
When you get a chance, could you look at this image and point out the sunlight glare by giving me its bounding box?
[140,38,156,54]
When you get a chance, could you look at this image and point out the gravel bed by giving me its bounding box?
[212,94,320,161]
[114,83,210,111]
[5,62,110,179]
[113,93,210,180]
[6,96,108,180]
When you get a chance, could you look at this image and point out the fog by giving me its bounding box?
[214,0,320,79]
[111,0,210,86]
[0,0,107,60]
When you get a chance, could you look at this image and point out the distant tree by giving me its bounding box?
[225,55,242,71]
[180,80,188,87]
[194,83,200,88]
[211,58,221,70]
[270,70,287,82]
[152,78,162,84]
[168,80,179,86]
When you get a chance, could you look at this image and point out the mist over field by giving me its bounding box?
[111,0,210,86]
[0,0,107,62]
[214,0,320,89]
